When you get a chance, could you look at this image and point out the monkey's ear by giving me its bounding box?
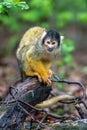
[41,31,47,40]
[60,36,64,42]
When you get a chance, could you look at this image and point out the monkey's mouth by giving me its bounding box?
[47,47,54,52]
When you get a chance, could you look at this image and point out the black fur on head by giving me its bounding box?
[42,29,60,46]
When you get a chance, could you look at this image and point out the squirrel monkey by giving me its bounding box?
[16,26,64,85]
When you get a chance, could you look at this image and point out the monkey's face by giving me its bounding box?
[44,38,58,53]
[42,30,63,54]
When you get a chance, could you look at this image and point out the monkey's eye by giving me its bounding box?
[52,41,57,45]
[46,41,50,44]
[52,42,56,45]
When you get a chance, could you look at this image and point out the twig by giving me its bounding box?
[17,102,50,130]
[52,74,86,101]
[18,99,77,121]
[36,114,48,130]
[74,104,86,119]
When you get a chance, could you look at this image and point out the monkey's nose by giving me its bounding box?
[48,47,54,52]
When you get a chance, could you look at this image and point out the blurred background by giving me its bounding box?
[0,0,87,116]
[0,0,87,122]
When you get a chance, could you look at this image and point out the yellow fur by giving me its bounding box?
[17,26,46,58]
[16,27,54,85]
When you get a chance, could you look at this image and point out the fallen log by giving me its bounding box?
[0,76,87,130]
[0,77,52,130]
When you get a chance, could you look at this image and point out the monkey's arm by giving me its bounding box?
[25,52,51,85]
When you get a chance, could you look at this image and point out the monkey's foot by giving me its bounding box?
[39,76,51,86]
[46,78,52,86]
[41,75,52,86]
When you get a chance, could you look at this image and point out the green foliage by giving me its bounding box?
[57,39,75,67]
[57,83,63,90]
[54,108,64,115]
[20,0,52,26]
[56,39,75,90]
[56,12,74,28]
[1,0,87,31]
[62,39,75,64]
[0,4,7,14]
[77,12,87,25]
[0,0,29,13]
[0,0,87,81]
